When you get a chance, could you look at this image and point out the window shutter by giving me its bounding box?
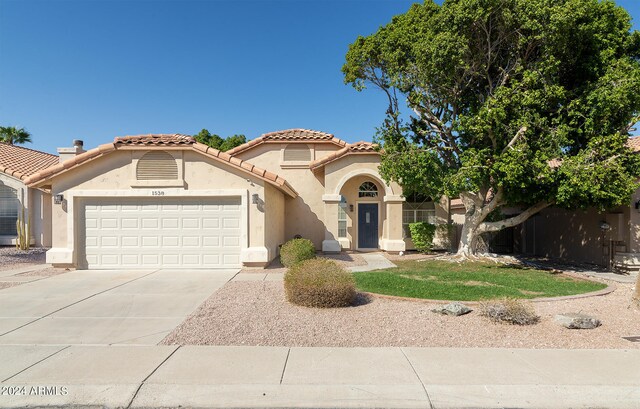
[136,151,178,180]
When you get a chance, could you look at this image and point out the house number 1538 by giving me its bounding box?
[151,191,165,196]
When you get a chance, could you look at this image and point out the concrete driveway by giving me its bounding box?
[0,268,238,345]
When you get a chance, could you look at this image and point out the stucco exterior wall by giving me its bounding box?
[235,142,342,248]
[264,184,285,260]
[30,188,52,247]
[0,174,51,247]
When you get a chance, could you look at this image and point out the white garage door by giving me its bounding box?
[82,197,242,269]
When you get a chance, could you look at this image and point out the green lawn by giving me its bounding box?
[353,260,606,301]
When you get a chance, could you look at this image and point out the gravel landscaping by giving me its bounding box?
[161,279,640,349]
[0,246,48,270]
[0,267,68,291]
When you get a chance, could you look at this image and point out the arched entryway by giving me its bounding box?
[321,169,406,253]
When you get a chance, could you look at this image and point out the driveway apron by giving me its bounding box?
[0,269,237,345]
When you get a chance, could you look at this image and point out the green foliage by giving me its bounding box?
[353,260,606,301]
[280,238,316,267]
[479,298,540,326]
[194,129,246,151]
[344,0,640,230]
[284,258,357,308]
[0,126,32,145]
[408,222,436,253]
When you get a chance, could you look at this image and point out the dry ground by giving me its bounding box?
[162,279,640,349]
[0,246,47,270]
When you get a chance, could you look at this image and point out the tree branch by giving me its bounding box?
[478,201,551,233]
[502,126,528,153]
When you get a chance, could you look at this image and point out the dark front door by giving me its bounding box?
[358,203,379,248]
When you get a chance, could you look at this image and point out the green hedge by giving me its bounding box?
[409,222,436,253]
[280,238,316,267]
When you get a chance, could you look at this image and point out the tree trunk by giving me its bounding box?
[456,209,484,257]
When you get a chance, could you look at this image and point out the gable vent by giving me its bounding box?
[283,144,311,162]
[136,151,178,180]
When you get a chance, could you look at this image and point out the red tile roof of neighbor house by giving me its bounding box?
[226,128,348,156]
[0,143,59,181]
[309,141,379,171]
[24,134,298,198]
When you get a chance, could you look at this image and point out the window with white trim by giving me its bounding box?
[338,196,347,238]
[402,194,435,238]
[0,183,19,236]
[358,181,378,198]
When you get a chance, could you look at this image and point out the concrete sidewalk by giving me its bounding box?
[1,345,638,409]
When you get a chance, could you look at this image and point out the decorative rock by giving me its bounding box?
[555,313,601,329]
[431,302,472,316]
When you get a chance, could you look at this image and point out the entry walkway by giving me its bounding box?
[0,345,638,408]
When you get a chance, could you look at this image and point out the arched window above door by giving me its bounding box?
[358,181,378,198]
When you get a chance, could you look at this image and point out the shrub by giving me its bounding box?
[409,222,437,253]
[479,297,540,325]
[284,258,356,308]
[280,238,316,267]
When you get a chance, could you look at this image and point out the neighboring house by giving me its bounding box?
[25,129,443,269]
[0,143,59,247]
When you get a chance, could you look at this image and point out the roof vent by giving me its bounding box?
[136,151,178,180]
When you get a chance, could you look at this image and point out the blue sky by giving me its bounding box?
[1,0,640,155]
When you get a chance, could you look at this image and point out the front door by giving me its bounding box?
[358,203,379,249]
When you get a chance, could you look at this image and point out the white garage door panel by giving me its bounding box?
[83,197,242,269]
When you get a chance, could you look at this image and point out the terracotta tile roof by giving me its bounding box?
[226,128,348,156]
[25,135,297,198]
[0,143,59,181]
[309,141,379,171]
[114,134,196,146]
[627,135,640,152]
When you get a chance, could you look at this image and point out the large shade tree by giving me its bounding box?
[343,0,640,256]
[194,129,246,151]
[0,126,32,145]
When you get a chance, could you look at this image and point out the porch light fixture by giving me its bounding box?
[54,194,64,205]
[349,204,354,212]
[252,193,259,204]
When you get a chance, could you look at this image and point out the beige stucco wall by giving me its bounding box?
[0,174,51,247]
[264,184,285,260]
[47,148,278,267]
[235,142,342,248]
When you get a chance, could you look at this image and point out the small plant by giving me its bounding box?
[409,222,436,253]
[284,258,356,308]
[479,297,540,325]
[280,238,316,267]
[15,204,29,251]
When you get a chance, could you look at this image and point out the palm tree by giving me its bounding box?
[0,126,32,145]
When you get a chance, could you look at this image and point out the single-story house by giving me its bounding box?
[25,129,448,269]
[0,142,59,247]
[2,129,638,271]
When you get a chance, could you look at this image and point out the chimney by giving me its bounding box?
[57,140,86,163]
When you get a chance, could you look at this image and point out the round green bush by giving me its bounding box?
[284,258,357,308]
[280,238,316,267]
